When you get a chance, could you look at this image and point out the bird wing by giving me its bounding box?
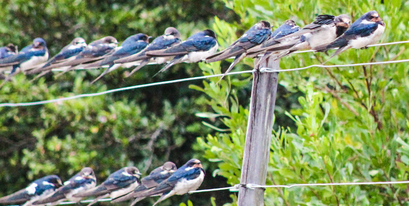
[0,188,30,204]
[73,185,109,198]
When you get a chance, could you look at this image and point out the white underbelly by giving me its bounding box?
[110,181,140,199]
[173,171,205,195]
[349,25,385,49]
[307,26,337,49]
[20,53,49,71]
[187,43,218,63]
[66,182,96,202]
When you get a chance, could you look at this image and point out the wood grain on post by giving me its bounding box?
[237,58,279,206]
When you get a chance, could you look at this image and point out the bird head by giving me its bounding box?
[102,36,119,47]
[80,167,96,180]
[72,37,87,48]
[185,159,203,169]
[163,161,178,172]
[334,14,351,29]
[46,175,63,188]
[33,38,47,49]
[284,19,297,27]
[256,20,271,29]
[6,43,18,53]
[367,11,385,26]
[125,166,142,178]
[164,27,181,39]
[203,29,216,39]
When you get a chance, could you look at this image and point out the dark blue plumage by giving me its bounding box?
[114,27,181,77]
[33,167,96,205]
[205,21,271,82]
[246,20,300,57]
[74,167,141,206]
[0,175,62,206]
[0,38,48,75]
[146,29,218,75]
[86,33,150,83]
[112,162,177,206]
[132,159,204,206]
[51,36,118,77]
[0,44,18,59]
[316,11,385,62]
[27,38,87,81]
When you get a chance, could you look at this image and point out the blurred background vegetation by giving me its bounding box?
[1,0,409,205]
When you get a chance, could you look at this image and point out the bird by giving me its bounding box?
[0,38,48,85]
[205,20,272,81]
[114,27,182,77]
[131,159,205,206]
[111,161,177,206]
[0,43,18,59]
[27,37,87,81]
[315,11,385,63]
[84,33,150,84]
[52,36,118,78]
[145,29,218,76]
[246,20,300,65]
[32,167,96,205]
[0,175,62,206]
[271,14,351,60]
[73,167,141,206]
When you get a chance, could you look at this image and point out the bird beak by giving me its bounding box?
[136,171,142,176]
[336,22,350,28]
[148,36,153,39]
[57,179,63,187]
[33,42,41,48]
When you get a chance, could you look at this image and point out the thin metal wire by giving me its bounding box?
[0,70,255,107]
[260,58,409,73]
[53,180,409,205]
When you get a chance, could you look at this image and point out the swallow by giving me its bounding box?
[33,167,96,205]
[84,33,150,84]
[272,14,351,60]
[111,161,177,206]
[114,27,182,77]
[132,159,204,206]
[205,20,271,81]
[73,167,141,206]
[0,175,62,206]
[315,11,385,62]
[0,43,18,59]
[53,36,118,77]
[27,37,87,81]
[145,29,218,76]
[0,38,48,84]
[246,20,300,65]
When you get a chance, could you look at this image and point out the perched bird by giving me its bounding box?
[33,167,96,205]
[132,159,205,206]
[316,11,385,62]
[246,20,300,65]
[0,38,48,84]
[84,33,150,84]
[145,29,218,76]
[52,36,118,77]
[0,43,18,59]
[272,14,351,59]
[114,27,182,77]
[73,167,141,206]
[0,175,62,206]
[206,20,272,81]
[112,161,177,206]
[27,37,87,81]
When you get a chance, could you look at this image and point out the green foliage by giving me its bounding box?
[196,0,409,205]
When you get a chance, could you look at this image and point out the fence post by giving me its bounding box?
[237,57,280,206]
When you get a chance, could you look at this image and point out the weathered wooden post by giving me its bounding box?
[237,58,280,206]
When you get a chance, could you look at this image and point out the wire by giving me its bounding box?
[0,70,255,107]
[2,57,409,107]
[260,58,409,72]
[49,180,409,205]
